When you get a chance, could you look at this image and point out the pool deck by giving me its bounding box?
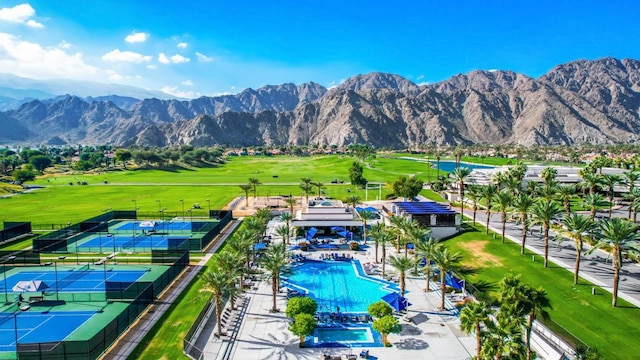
[203,247,475,360]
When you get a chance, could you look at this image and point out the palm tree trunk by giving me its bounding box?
[526,314,534,360]
[574,246,581,285]
[382,247,386,277]
[472,206,477,225]
[520,213,527,255]
[215,296,223,335]
[612,252,620,308]
[609,193,614,218]
[485,209,491,234]
[565,198,570,216]
[425,259,431,291]
[375,242,379,263]
[459,184,464,224]
[400,274,406,296]
[475,323,482,359]
[440,271,446,310]
[271,275,278,312]
[501,212,506,243]
[543,225,549,268]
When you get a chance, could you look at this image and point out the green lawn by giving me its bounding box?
[446,224,640,360]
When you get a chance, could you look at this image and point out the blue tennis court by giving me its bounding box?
[112,220,192,232]
[76,233,185,251]
[0,310,95,352]
[0,267,146,293]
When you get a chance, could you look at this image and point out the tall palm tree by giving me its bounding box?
[345,195,360,208]
[248,177,261,199]
[280,211,292,229]
[460,301,492,359]
[260,243,289,312]
[589,218,640,307]
[480,184,498,234]
[239,184,252,207]
[451,167,472,222]
[525,181,539,197]
[357,209,377,244]
[511,193,535,255]
[503,176,522,195]
[212,251,243,310]
[275,224,290,245]
[540,166,558,186]
[601,173,622,218]
[406,225,431,274]
[466,184,482,225]
[538,183,558,202]
[578,170,601,196]
[368,222,387,263]
[557,214,595,284]
[389,215,415,253]
[583,193,608,221]
[530,200,562,268]
[388,255,414,296]
[200,269,232,336]
[312,181,325,197]
[431,247,463,310]
[283,197,297,215]
[625,187,640,222]
[522,286,552,360]
[299,182,313,203]
[494,191,512,243]
[623,170,640,218]
[555,184,575,216]
[414,237,442,291]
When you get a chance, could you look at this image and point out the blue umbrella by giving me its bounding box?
[381,292,411,311]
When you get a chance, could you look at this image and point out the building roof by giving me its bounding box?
[393,202,456,215]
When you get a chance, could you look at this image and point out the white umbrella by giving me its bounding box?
[12,280,49,292]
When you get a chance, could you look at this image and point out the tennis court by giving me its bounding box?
[0,266,147,293]
[0,310,96,352]
[75,233,187,252]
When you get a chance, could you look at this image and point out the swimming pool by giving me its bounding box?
[284,260,395,313]
[307,324,383,348]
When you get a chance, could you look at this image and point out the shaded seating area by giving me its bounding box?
[319,253,352,261]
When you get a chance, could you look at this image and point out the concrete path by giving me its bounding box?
[102,219,240,359]
[459,207,640,308]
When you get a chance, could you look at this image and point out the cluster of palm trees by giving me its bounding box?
[368,216,463,311]
[200,207,292,336]
[460,274,551,360]
[454,162,640,307]
[299,177,326,202]
[238,177,262,206]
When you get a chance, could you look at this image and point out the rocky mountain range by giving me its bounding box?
[2,57,640,147]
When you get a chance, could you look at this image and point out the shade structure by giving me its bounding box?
[254,243,267,251]
[381,292,411,312]
[408,312,429,325]
[13,280,49,292]
[138,221,156,229]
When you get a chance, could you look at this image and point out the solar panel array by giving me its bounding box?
[393,202,456,215]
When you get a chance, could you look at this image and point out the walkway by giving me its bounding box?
[459,207,640,308]
[102,219,240,359]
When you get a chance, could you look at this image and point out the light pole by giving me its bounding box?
[108,233,115,263]
[187,209,193,222]
[206,199,210,217]
[156,200,161,213]
[132,199,137,213]
[2,256,15,304]
[180,199,184,218]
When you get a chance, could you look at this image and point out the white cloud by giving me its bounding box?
[158,52,190,64]
[158,53,170,64]
[181,79,193,86]
[196,52,213,62]
[125,32,149,43]
[107,70,124,82]
[0,32,99,80]
[58,40,72,49]
[102,49,152,63]
[488,69,498,72]
[416,74,425,80]
[146,64,157,69]
[161,86,201,99]
[417,81,431,86]
[0,3,44,28]
[177,42,187,49]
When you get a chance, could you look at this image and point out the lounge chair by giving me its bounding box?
[359,350,369,358]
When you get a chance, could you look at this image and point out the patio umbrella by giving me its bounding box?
[381,292,411,312]
[13,280,49,292]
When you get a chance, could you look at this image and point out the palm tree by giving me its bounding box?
[556,184,575,216]
[299,183,313,203]
[522,286,552,360]
[557,214,595,284]
[312,181,325,197]
[405,225,431,274]
[540,166,558,185]
[388,255,414,296]
[530,200,562,268]
[601,173,622,218]
[538,183,558,202]
[414,237,442,291]
[511,193,535,255]
[583,193,608,221]
[212,251,243,310]
[389,215,414,253]
[625,187,640,222]
[494,191,512,243]
[590,218,640,307]
[200,269,232,336]
[525,181,539,197]
[492,171,506,190]
[239,184,252,207]
[451,167,472,222]
[480,184,498,234]
[375,228,393,275]
[466,184,482,225]
[248,177,261,199]
[578,170,601,196]
[358,209,377,244]
[368,222,387,263]
[283,197,297,215]
[623,170,640,218]
[260,243,289,312]
[275,224,290,245]
[345,195,360,208]
[460,301,492,359]
[431,247,463,310]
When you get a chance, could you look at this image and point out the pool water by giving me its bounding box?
[316,328,369,342]
[307,324,384,348]
[284,260,393,313]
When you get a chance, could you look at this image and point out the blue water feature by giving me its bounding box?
[430,160,494,173]
[284,260,392,313]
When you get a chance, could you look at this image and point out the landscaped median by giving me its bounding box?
[447,224,640,360]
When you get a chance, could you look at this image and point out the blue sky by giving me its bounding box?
[1,1,640,98]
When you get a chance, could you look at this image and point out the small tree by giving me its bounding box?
[372,315,401,346]
[12,169,36,183]
[286,296,318,319]
[367,300,393,319]
[392,176,424,200]
[289,313,317,347]
[349,161,367,187]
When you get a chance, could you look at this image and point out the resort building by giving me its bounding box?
[292,198,368,240]
[383,201,460,239]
